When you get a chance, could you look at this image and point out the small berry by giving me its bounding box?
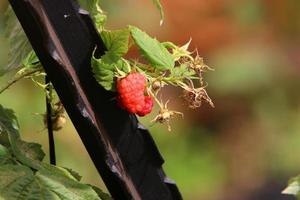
[117,73,153,116]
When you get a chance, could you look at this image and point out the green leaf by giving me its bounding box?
[36,164,101,200]
[16,140,45,162]
[151,0,165,25]
[100,28,130,63]
[170,64,195,78]
[90,185,112,200]
[282,176,300,197]
[2,7,33,76]
[0,105,106,199]
[78,0,107,31]
[0,165,36,200]
[92,28,130,91]
[21,50,40,69]
[0,105,42,169]
[0,104,19,137]
[92,57,129,91]
[0,144,15,165]
[62,167,83,181]
[129,26,174,71]
[0,164,101,200]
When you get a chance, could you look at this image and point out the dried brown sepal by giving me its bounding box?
[189,54,214,73]
[181,80,214,109]
[191,55,213,86]
[151,101,183,131]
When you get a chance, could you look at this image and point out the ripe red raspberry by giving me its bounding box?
[117,73,153,116]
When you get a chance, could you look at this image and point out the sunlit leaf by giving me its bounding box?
[0,164,102,200]
[2,7,33,76]
[0,105,42,168]
[21,50,40,69]
[130,26,174,71]
[92,57,129,91]
[101,28,130,63]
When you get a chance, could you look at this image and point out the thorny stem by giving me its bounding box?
[0,66,43,94]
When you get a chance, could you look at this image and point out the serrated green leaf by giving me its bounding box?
[0,144,15,165]
[0,104,19,137]
[16,140,45,162]
[151,0,164,25]
[0,165,36,200]
[8,135,42,170]
[129,26,174,71]
[92,57,129,91]
[2,7,33,76]
[0,105,42,169]
[63,168,83,182]
[0,105,106,199]
[101,28,130,63]
[21,50,40,69]
[0,164,101,200]
[92,58,114,91]
[90,185,112,200]
[36,164,101,200]
[170,64,195,78]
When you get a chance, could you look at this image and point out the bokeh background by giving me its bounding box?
[1,0,300,199]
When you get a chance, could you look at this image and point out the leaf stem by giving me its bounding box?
[0,66,43,95]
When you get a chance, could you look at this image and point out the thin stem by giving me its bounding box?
[0,66,42,94]
[45,76,56,165]
[147,88,163,109]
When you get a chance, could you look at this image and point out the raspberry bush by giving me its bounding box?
[0,0,214,199]
[92,24,214,131]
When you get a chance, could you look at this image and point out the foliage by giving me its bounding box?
[92,23,214,130]
[0,0,211,199]
[2,7,31,76]
[129,26,175,71]
[0,104,111,200]
[0,0,171,199]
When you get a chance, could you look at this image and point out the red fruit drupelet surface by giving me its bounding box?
[117,73,153,116]
[137,96,153,116]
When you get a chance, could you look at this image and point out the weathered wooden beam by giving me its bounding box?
[8,0,182,199]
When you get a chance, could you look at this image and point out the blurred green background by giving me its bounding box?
[1,0,300,199]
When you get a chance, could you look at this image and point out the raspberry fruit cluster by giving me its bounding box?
[117,72,153,116]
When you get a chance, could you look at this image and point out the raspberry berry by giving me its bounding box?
[117,72,153,116]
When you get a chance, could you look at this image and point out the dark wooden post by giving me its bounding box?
[8,0,182,199]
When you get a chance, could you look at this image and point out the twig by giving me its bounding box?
[0,66,43,94]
